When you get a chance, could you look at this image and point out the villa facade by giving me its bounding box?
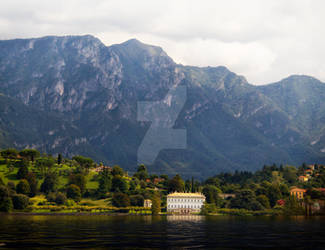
[167,192,205,214]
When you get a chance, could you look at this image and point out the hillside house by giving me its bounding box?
[290,187,306,200]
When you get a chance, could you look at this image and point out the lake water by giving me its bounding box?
[0,214,324,249]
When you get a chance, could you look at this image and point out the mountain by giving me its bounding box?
[0,35,325,178]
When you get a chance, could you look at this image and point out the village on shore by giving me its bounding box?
[0,148,325,216]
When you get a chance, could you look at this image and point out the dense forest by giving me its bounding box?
[0,148,325,215]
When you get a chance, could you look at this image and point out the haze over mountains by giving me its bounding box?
[0,35,325,178]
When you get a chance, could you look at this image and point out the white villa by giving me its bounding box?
[167,192,206,214]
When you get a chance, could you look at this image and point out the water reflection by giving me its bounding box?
[167,214,204,222]
[0,215,324,249]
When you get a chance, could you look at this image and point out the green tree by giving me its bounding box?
[69,173,87,194]
[16,161,29,179]
[205,177,220,187]
[57,153,63,165]
[12,194,29,210]
[0,148,18,161]
[0,186,13,212]
[26,172,38,197]
[72,155,94,171]
[230,189,262,211]
[36,157,55,177]
[168,174,185,192]
[112,193,130,207]
[66,184,81,202]
[55,192,67,205]
[130,194,144,206]
[19,149,40,162]
[112,165,124,177]
[284,195,304,215]
[98,168,112,198]
[151,192,161,215]
[256,194,270,209]
[283,166,298,184]
[202,185,222,206]
[40,173,58,194]
[185,180,192,192]
[16,179,30,195]
[266,184,282,207]
[134,164,148,180]
[111,176,128,193]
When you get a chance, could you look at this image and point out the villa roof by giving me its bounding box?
[167,192,205,198]
[290,187,306,192]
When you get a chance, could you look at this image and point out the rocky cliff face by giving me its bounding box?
[1,35,325,178]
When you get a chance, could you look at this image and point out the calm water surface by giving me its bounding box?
[0,214,324,249]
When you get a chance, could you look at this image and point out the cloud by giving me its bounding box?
[0,0,324,85]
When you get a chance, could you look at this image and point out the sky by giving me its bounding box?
[0,0,324,85]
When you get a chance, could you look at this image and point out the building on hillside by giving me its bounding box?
[144,199,152,208]
[219,193,236,199]
[93,165,111,173]
[290,187,306,200]
[304,169,313,176]
[298,176,308,182]
[167,192,205,214]
[307,164,315,170]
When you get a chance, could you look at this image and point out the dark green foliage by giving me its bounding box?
[112,166,124,177]
[69,173,86,194]
[151,192,161,215]
[55,192,67,205]
[306,188,325,200]
[66,184,81,202]
[112,193,130,207]
[168,174,185,192]
[130,194,144,206]
[98,168,112,198]
[0,185,13,212]
[282,166,298,184]
[40,173,58,194]
[0,148,18,160]
[0,197,13,212]
[202,185,222,205]
[200,202,217,215]
[57,154,62,165]
[111,176,128,193]
[26,172,38,197]
[36,157,55,177]
[19,149,40,162]
[16,161,29,179]
[283,195,305,215]
[16,179,30,195]
[134,164,148,180]
[256,195,271,209]
[0,177,4,186]
[46,192,56,203]
[7,182,15,192]
[266,184,282,207]
[12,194,29,210]
[72,155,93,170]
[230,189,263,211]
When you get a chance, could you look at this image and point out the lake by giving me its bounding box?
[0,214,324,249]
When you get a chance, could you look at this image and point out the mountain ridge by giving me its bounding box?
[0,35,325,178]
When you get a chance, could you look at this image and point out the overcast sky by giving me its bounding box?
[0,0,324,85]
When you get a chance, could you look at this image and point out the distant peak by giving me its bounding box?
[111,38,171,60]
[122,38,143,45]
[119,38,163,53]
[281,74,322,83]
